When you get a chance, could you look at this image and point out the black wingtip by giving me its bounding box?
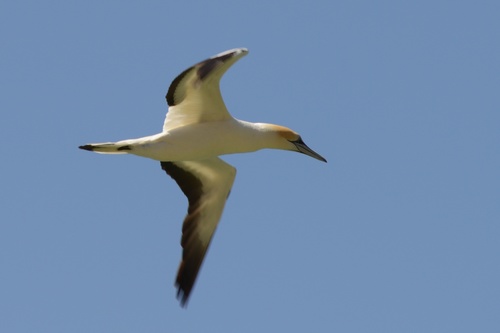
[176,287,190,308]
[79,145,94,151]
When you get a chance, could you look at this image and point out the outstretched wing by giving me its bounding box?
[163,48,248,131]
[160,157,237,306]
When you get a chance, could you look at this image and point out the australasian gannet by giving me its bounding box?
[79,48,326,307]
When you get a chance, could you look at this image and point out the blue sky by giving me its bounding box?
[1,1,499,332]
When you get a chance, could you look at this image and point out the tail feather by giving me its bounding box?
[78,142,131,154]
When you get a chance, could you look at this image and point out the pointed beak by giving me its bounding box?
[292,137,327,163]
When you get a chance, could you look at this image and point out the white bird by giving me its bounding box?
[79,48,326,307]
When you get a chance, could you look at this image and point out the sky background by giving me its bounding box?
[1,1,499,332]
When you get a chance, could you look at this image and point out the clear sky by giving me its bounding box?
[1,1,499,332]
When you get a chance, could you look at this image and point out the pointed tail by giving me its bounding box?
[78,142,131,154]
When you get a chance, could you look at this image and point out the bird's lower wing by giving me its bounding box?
[160,157,236,306]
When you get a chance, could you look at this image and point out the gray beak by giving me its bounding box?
[292,137,327,163]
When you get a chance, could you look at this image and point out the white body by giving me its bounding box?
[113,120,280,162]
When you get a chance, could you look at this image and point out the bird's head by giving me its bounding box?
[258,124,327,162]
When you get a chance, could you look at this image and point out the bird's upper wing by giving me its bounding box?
[163,48,248,131]
[160,157,237,307]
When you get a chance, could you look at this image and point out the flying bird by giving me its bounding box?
[79,48,326,307]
